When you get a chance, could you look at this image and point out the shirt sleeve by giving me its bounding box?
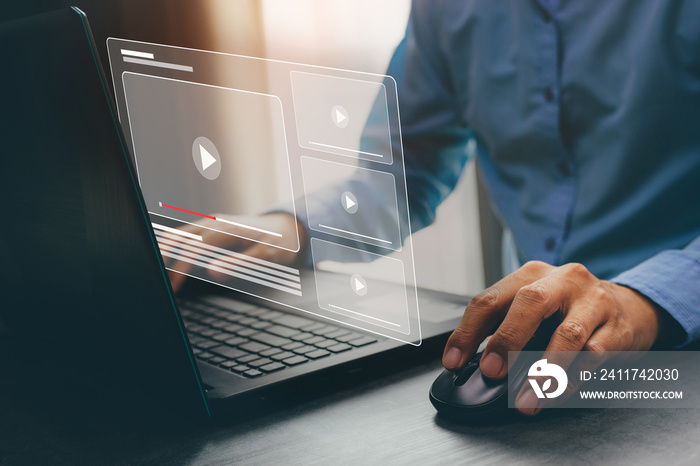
[378,0,473,233]
[610,235,700,346]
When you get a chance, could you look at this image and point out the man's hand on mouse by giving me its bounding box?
[442,260,675,415]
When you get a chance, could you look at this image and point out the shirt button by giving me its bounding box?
[557,161,571,177]
[541,8,552,23]
[543,86,555,102]
[544,237,556,252]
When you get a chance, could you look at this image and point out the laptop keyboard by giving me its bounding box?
[178,298,378,378]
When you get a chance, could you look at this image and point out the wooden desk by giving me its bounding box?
[1,328,698,465]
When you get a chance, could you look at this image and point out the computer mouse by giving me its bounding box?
[429,315,561,421]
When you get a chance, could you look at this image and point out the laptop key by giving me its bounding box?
[348,336,378,347]
[243,369,263,378]
[281,341,303,351]
[210,320,229,329]
[292,345,317,355]
[336,332,364,343]
[251,320,273,330]
[290,332,314,341]
[281,355,308,366]
[211,333,231,342]
[240,306,267,316]
[299,322,327,332]
[275,314,315,329]
[229,301,266,316]
[219,360,238,368]
[189,303,212,318]
[324,329,351,339]
[230,364,250,373]
[223,337,249,347]
[305,349,331,360]
[259,362,286,373]
[210,309,231,319]
[258,310,284,321]
[237,354,261,364]
[188,336,206,345]
[199,328,220,337]
[210,346,249,360]
[208,356,226,365]
[194,340,220,350]
[239,342,271,354]
[270,351,296,361]
[236,328,258,337]
[188,314,210,324]
[239,317,260,326]
[301,335,325,345]
[222,323,243,333]
[259,347,283,357]
[313,339,337,349]
[224,314,246,323]
[327,343,352,353]
[248,358,273,368]
[310,325,340,336]
[197,352,214,360]
[266,325,300,338]
[249,332,292,347]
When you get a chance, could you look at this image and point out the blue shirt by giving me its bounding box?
[370,0,700,345]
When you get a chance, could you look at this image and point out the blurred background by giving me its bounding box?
[3,0,485,296]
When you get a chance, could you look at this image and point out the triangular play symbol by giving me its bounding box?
[353,277,365,292]
[200,145,217,170]
[335,108,346,124]
[344,194,356,210]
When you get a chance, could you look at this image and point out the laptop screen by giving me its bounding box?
[106,38,422,346]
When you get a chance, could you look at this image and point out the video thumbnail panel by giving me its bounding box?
[122,72,300,252]
[301,157,402,250]
[291,71,393,164]
[311,238,410,334]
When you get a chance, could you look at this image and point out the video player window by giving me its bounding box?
[107,39,422,345]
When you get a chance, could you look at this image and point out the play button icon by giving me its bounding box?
[200,145,216,170]
[341,191,358,214]
[351,274,368,296]
[331,105,349,129]
[192,136,221,180]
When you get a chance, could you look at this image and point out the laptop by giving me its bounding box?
[0,7,467,418]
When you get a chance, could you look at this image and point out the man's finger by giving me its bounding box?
[511,289,612,412]
[161,243,201,292]
[159,222,250,291]
[442,261,553,370]
[206,241,300,282]
[546,304,607,353]
[480,272,569,378]
[168,269,188,293]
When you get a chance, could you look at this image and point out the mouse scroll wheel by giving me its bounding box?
[453,353,482,386]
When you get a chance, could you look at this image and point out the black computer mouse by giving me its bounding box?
[429,315,561,421]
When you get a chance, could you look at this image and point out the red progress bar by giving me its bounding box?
[161,203,216,220]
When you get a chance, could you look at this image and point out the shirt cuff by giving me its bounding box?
[611,250,700,347]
